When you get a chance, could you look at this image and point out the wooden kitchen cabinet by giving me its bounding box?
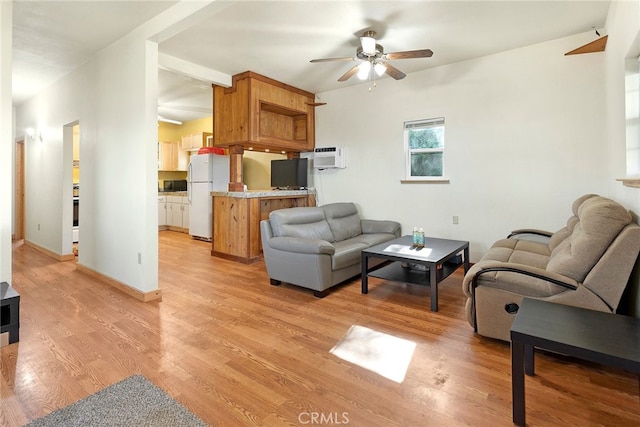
[158,141,176,170]
[181,132,212,150]
[158,141,187,171]
[211,190,316,263]
[213,71,316,153]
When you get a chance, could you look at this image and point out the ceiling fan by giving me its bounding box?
[310,30,433,82]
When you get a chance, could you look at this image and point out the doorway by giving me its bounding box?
[72,124,80,249]
[13,138,25,241]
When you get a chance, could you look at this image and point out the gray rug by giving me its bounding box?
[25,374,208,426]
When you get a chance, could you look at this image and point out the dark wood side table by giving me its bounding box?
[510,298,640,426]
[1,282,20,346]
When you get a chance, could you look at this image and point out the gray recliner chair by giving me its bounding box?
[462,194,640,342]
[260,202,401,297]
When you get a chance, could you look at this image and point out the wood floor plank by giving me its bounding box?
[1,231,639,426]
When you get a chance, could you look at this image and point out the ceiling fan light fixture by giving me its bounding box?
[357,61,372,80]
[374,62,387,77]
[360,35,377,55]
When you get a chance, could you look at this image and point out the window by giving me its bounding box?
[403,118,447,182]
[619,58,640,188]
[625,58,640,175]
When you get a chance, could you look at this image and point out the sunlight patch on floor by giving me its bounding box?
[330,325,416,383]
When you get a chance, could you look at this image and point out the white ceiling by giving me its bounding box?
[12,1,611,123]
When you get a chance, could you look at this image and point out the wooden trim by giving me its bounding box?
[75,264,162,302]
[211,82,216,142]
[210,250,261,264]
[400,179,450,184]
[565,35,608,56]
[223,71,316,98]
[24,240,75,262]
[617,177,640,188]
[166,226,188,233]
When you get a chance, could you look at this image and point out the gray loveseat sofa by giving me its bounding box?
[462,194,640,341]
[260,202,401,297]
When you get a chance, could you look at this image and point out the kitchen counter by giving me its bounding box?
[158,191,187,196]
[211,189,314,198]
[211,189,316,263]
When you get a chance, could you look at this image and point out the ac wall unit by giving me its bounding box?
[313,146,346,169]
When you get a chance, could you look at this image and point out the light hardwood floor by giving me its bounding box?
[2,231,639,426]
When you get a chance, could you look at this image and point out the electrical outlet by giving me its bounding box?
[138,253,142,265]
[38,223,40,231]
[453,216,459,225]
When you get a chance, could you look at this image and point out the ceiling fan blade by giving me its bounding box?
[384,49,433,60]
[310,56,356,63]
[338,65,360,82]
[382,63,406,80]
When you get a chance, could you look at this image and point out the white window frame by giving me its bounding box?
[402,117,449,183]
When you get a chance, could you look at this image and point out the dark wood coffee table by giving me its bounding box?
[510,298,640,426]
[361,235,469,311]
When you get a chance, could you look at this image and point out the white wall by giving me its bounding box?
[16,37,160,293]
[315,32,608,261]
[0,1,12,283]
[9,1,231,295]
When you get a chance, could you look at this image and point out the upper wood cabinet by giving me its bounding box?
[181,132,212,151]
[213,71,316,152]
[158,141,187,171]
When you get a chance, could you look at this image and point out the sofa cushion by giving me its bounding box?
[269,207,335,241]
[482,239,550,269]
[492,238,550,257]
[351,232,399,248]
[332,239,369,270]
[322,203,362,242]
[549,194,597,251]
[547,196,632,282]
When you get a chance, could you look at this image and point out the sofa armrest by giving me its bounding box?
[507,229,553,239]
[361,219,401,236]
[268,236,336,255]
[471,262,578,291]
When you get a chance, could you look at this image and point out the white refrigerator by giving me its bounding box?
[187,154,230,240]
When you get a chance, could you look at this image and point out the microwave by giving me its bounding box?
[162,179,187,192]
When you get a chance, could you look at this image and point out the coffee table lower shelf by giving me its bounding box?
[367,261,462,286]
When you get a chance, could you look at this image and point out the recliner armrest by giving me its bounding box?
[471,261,579,291]
[507,229,553,239]
[268,236,336,255]
[361,219,401,236]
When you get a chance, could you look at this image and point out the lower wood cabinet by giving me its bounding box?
[211,191,315,263]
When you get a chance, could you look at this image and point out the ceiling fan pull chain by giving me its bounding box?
[369,65,377,92]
